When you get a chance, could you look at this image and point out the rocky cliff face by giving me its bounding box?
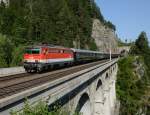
[92,19,118,53]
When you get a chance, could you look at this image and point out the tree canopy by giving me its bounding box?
[0,0,116,67]
[130,31,149,54]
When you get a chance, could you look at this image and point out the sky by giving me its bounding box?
[95,0,150,42]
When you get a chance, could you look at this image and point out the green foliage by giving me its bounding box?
[11,45,25,66]
[117,44,150,115]
[88,38,98,50]
[117,38,132,47]
[117,56,150,115]
[10,100,81,115]
[130,31,149,55]
[130,31,150,82]
[0,0,99,49]
[128,31,150,115]
[104,21,116,31]
[0,34,14,67]
[91,1,105,22]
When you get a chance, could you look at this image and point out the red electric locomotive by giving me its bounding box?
[24,45,74,72]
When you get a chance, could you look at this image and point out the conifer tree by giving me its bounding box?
[135,31,149,53]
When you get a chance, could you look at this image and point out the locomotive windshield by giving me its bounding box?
[25,48,40,54]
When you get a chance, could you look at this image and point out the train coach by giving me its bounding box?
[23,45,119,73]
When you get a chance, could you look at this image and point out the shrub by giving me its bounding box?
[10,100,81,115]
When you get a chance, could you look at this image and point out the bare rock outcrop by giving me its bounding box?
[92,19,118,53]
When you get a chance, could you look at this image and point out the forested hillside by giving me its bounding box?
[117,32,150,115]
[0,0,115,67]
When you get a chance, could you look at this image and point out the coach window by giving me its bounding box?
[30,49,40,54]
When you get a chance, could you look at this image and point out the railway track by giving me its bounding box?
[0,73,30,82]
[0,60,108,99]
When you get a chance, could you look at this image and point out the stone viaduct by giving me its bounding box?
[0,59,118,115]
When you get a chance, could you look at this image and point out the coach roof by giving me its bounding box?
[71,48,103,54]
